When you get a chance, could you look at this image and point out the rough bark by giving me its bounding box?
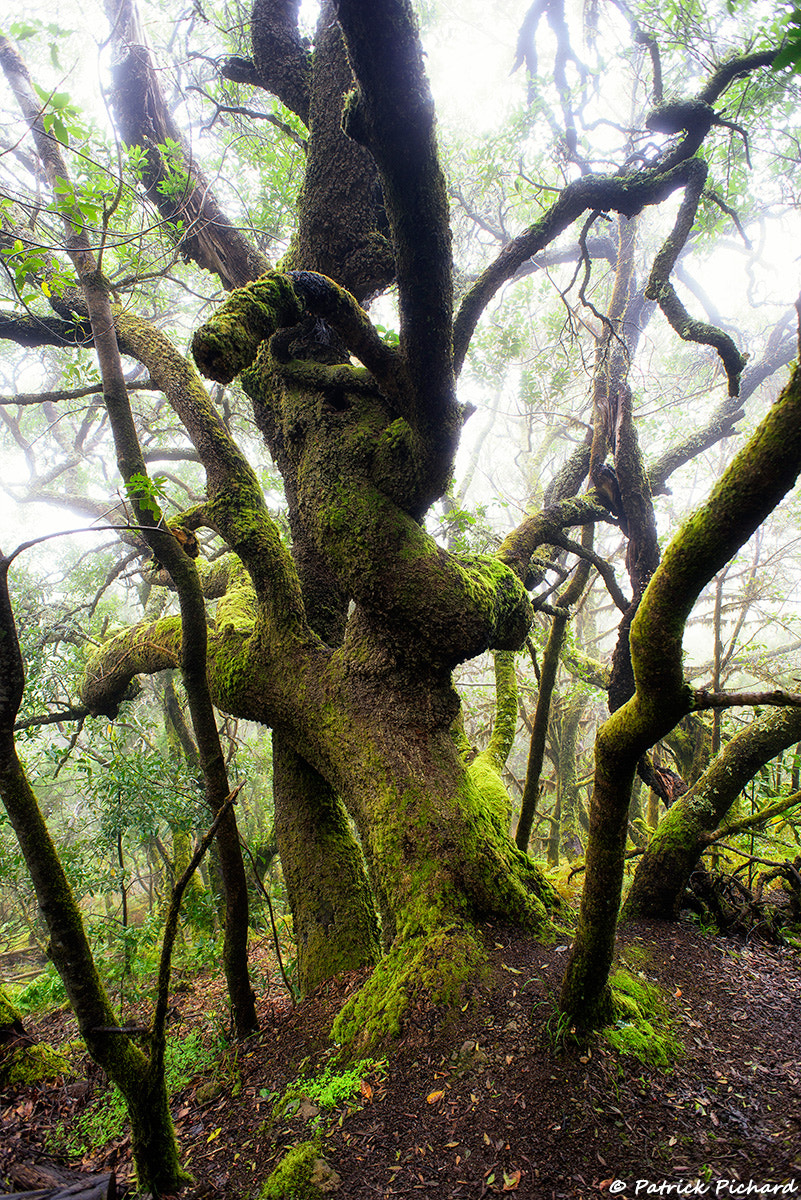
[105,0,269,289]
[282,3,395,303]
[622,706,801,920]
[560,358,801,1027]
[272,738,380,992]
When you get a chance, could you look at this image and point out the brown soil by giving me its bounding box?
[1,921,800,1199]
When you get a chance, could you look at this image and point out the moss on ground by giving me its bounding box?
[605,968,684,1067]
[0,1041,73,1087]
[258,1139,340,1198]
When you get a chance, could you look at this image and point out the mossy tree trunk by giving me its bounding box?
[622,706,801,921]
[272,738,380,992]
[2,2,793,1055]
[560,361,801,1027]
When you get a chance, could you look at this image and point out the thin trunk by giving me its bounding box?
[516,534,592,850]
[562,358,801,1024]
[0,29,256,1038]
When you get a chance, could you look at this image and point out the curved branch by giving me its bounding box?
[623,705,801,921]
[644,159,746,395]
[82,617,182,717]
[335,0,456,439]
[454,159,699,372]
[455,47,776,373]
[191,269,404,409]
[498,494,620,584]
[698,50,777,104]
[561,355,801,1023]
[105,0,269,288]
[649,323,797,492]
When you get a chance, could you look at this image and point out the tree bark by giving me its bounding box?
[560,358,801,1027]
[622,706,801,920]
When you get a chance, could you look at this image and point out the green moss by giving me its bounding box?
[466,752,513,825]
[192,274,304,385]
[0,984,22,1028]
[331,925,484,1055]
[258,1140,340,1199]
[1,1042,73,1087]
[605,968,684,1067]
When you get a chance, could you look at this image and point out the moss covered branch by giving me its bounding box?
[623,706,801,920]
[560,358,801,1026]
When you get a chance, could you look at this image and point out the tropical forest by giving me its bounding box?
[0,0,800,1196]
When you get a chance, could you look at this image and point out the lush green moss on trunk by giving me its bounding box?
[561,361,801,1028]
[273,738,380,993]
[623,706,801,920]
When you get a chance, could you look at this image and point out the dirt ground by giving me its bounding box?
[2,920,800,1199]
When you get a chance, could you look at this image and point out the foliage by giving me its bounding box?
[270,1057,382,1119]
[45,1030,215,1157]
[12,964,68,1013]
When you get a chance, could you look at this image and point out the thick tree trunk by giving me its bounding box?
[324,716,556,1052]
[272,738,380,992]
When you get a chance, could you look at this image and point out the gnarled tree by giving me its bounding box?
[1,0,800,1064]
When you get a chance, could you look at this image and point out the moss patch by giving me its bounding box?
[605,968,684,1067]
[258,1140,340,1199]
[0,1041,73,1087]
[331,925,485,1057]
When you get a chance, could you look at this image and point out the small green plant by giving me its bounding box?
[542,1005,580,1050]
[605,969,684,1067]
[270,1057,383,1125]
[124,471,169,518]
[154,138,191,203]
[13,965,67,1013]
[45,1030,215,1157]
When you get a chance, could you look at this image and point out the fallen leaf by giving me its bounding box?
[503,1168,522,1190]
[360,1080,373,1102]
[426,1090,445,1104]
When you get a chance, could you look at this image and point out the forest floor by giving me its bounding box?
[1,919,800,1200]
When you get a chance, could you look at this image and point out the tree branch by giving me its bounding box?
[335,0,457,447]
[105,0,269,289]
[692,688,801,711]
